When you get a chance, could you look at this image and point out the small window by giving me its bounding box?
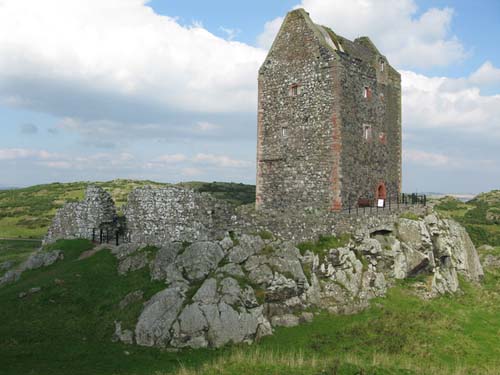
[379,132,387,144]
[290,84,300,97]
[364,86,372,99]
[363,124,372,141]
[380,61,385,72]
[282,127,288,138]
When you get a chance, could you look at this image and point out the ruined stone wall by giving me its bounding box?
[256,9,338,211]
[44,186,117,244]
[123,187,235,246]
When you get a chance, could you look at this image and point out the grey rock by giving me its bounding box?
[113,321,134,345]
[24,250,63,270]
[217,263,245,278]
[266,273,298,302]
[445,220,484,282]
[0,270,21,286]
[219,277,242,306]
[299,312,314,324]
[219,235,234,251]
[111,244,140,260]
[29,287,41,294]
[150,242,183,281]
[478,244,494,252]
[393,242,430,279]
[176,242,224,281]
[227,234,264,264]
[0,261,14,271]
[270,314,300,328]
[482,254,500,269]
[192,278,218,304]
[171,303,209,349]
[118,251,149,275]
[396,218,432,253]
[135,287,185,347]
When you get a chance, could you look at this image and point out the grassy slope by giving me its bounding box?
[0,180,255,239]
[435,192,500,247]
[0,239,499,375]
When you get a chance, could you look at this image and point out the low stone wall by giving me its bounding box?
[123,186,235,246]
[234,204,428,244]
[44,186,117,244]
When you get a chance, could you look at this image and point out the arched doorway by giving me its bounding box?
[376,182,387,200]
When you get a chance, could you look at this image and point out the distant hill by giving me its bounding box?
[0,180,256,239]
[435,190,500,247]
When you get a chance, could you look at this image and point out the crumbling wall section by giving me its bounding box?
[123,187,235,246]
[44,186,117,244]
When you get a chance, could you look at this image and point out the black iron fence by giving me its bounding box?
[342,193,427,215]
[91,228,128,246]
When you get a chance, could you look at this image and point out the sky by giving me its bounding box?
[0,0,499,194]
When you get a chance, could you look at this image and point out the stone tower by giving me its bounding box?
[256,9,402,212]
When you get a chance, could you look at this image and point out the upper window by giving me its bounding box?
[380,61,385,72]
[364,86,372,99]
[363,124,372,141]
[282,127,288,138]
[379,132,387,144]
[290,84,300,97]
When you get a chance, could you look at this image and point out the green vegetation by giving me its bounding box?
[297,234,351,258]
[398,212,421,221]
[0,180,256,239]
[435,192,500,246]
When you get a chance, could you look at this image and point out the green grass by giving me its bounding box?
[0,180,256,239]
[398,212,421,221]
[297,234,351,258]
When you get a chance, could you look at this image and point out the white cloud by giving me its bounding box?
[0,148,55,160]
[258,0,465,69]
[404,149,450,167]
[192,153,251,168]
[402,67,500,137]
[257,17,284,49]
[0,0,266,118]
[155,154,188,164]
[469,61,500,87]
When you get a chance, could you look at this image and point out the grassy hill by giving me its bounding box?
[435,191,500,247]
[0,239,499,375]
[0,180,255,239]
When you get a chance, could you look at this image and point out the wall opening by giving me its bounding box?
[376,182,387,200]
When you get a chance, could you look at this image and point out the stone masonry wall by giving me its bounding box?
[337,37,401,205]
[123,187,235,246]
[256,9,337,211]
[44,186,117,244]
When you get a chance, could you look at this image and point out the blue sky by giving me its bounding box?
[0,0,499,194]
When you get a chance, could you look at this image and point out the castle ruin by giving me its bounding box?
[256,9,402,212]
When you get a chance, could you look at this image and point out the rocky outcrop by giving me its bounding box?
[44,186,117,245]
[109,212,483,349]
[0,249,64,286]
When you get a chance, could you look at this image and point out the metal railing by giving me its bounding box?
[92,228,127,246]
[342,193,427,215]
